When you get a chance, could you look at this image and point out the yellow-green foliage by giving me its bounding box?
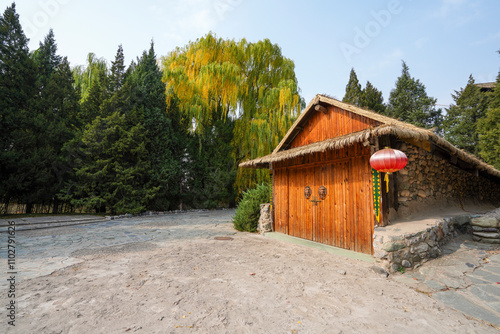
[161,33,304,197]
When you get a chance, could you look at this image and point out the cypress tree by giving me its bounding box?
[0,3,37,213]
[109,44,125,93]
[342,68,363,106]
[360,81,385,114]
[65,112,157,214]
[131,42,184,210]
[443,75,489,155]
[32,29,61,89]
[387,61,442,129]
[478,71,500,169]
[25,30,78,213]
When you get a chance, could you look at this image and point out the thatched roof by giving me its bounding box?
[475,82,496,90]
[239,94,500,179]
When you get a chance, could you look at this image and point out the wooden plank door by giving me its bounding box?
[274,168,289,234]
[274,157,374,254]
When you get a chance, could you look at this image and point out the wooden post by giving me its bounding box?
[270,162,275,231]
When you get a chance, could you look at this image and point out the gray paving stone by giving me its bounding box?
[477,284,500,296]
[488,302,500,313]
[483,275,500,283]
[440,278,462,289]
[472,269,492,277]
[433,290,500,326]
[470,286,500,302]
[488,254,500,263]
[487,266,500,275]
[425,279,447,291]
[467,276,490,285]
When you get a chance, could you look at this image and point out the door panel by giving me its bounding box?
[273,155,374,254]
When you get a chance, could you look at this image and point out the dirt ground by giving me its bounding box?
[7,216,499,334]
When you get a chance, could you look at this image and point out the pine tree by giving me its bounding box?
[0,3,37,213]
[63,112,157,214]
[129,42,184,210]
[443,75,489,155]
[23,30,79,213]
[342,68,363,106]
[43,57,80,212]
[360,81,385,114]
[478,71,500,169]
[387,61,442,129]
[31,29,61,89]
[109,44,125,93]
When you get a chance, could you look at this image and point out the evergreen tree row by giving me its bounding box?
[342,62,500,170]
[0,4,251,214]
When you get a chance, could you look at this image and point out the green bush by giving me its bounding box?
[233,183,269,232]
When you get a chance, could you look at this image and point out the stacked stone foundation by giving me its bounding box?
[374,214,500,272]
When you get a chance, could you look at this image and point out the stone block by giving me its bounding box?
[400,190,410,197]
[471,217,499,228]
[258,203,273,233]
[427,239,437,247]
[402,260,412,268]
[472,226,499,232]
[472,231,500,239]
[415,243,429,253]
[374,250,388,259]
[417,190,427,198]
[383,241,406,252]
[478,238,500,244]
[371,265,389,277]
[453,215,470,226]
[428,248,440,258]
[391,263,401,272]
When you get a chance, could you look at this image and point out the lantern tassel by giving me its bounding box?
[384,173,390,193]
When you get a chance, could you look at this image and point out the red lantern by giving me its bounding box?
[370,147,408,192]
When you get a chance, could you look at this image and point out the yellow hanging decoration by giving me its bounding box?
[384,173,390,193]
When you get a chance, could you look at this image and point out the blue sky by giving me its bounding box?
[12,0,500,108]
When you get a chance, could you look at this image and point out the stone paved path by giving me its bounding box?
[0,210,236,290]
[393,235,500,327]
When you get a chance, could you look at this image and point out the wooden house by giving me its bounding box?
[240,95,500,254]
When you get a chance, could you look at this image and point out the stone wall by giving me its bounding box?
[373,215,471,272]
[471,216,500,244]
[396,142,500,216]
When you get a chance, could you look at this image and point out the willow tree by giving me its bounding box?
[73,52,108,102]
[161,33,303,197]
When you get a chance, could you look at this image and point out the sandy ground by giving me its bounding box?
[6,215,499,334]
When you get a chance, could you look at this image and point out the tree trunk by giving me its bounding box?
[26,202,33,214]
[52,198,59,214]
